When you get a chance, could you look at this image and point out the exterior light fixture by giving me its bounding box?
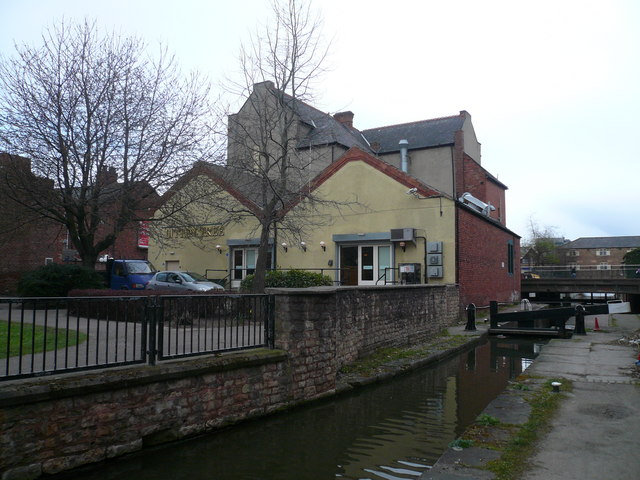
[281,242,288,253]
[216,244,223,254]
[399,241,406,252]
[300,241,307,252]
[320,241,326,252]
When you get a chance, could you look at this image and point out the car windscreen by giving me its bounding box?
[126,262,154,274]
[183,272,207,282]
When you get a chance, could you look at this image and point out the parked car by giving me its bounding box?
[145,271,224,292]
[521,272,541,279]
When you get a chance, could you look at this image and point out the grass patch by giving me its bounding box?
[476,413,501,426]
[0,320,86,358]
[485,378,572,480]
[449,438,475,449]
[338,330,471,376]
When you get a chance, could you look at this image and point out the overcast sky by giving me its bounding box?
[1,0,638,242]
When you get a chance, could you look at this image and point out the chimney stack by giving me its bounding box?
[333,111,354,129]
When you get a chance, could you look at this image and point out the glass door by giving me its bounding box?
[340,245,393,286]
[231,247,258,288]
[340,246,358,286]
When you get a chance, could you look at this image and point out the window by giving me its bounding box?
[45,257,53,265]
[597,262,611,270]
[568,250,579,257]
[507,241,514,275]
[596,249,610,256]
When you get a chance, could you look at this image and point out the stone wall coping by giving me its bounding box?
[0,348,288,409]
[266,283,456,295]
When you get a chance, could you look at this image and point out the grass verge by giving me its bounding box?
[0,320,87,358]
[484,378,572,480]
[338,330,471,377]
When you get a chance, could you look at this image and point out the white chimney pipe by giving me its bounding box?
[399,139,409,173]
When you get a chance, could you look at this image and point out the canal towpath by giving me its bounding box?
[422,313,640,480]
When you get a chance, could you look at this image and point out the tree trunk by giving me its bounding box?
[251,223,272,293]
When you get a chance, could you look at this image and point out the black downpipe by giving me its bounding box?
[416,235,428,284]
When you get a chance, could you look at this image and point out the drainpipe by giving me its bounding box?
[399,139,409,173]
[416,235,427,284]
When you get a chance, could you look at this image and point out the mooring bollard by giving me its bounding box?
[465,303,477,331]
[574,305,587,335]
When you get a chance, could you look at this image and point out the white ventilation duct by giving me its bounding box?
[459,192,496,216]
[399,139,409,173]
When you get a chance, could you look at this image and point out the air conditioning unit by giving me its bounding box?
[428,266,443,278]
[390,228,415,242]
[428,254,442,265]
[427,241,443,253]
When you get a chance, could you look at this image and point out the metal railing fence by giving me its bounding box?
[0,294,273,381]
[523,264,640,280]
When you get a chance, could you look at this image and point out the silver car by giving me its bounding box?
[146,271,224,292]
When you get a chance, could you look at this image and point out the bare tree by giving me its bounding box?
[211,0,342,292]
[523,216,563,266]
[0,20,216,267]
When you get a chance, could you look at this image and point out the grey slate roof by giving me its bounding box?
[361,115,465,154]
[560,236,640,249]
[290,98,371,151]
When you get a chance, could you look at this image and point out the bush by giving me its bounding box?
[17,263,106,297]
[241,269,333,291]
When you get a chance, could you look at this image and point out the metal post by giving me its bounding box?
[489,300,499,329]
[465,303,477,331]
[147,296,158,366]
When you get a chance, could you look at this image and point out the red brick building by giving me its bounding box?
[0,153,156,293]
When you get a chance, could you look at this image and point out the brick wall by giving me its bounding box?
[0,285,459,479]
[460,153,507,225]
[456,205,521,307]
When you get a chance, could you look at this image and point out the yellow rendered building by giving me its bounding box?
[148,148,456,289]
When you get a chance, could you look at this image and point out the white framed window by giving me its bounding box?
[568,250,579,257]
[597,262,611,270]
[45,257,53,265]
[596,249,610,256]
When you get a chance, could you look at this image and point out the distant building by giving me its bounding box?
[0,152,157,293]
[559,236,640,270]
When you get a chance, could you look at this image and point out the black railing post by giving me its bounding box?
[465,303,477,331]
[266,295,275,349]
[146,296,158,366]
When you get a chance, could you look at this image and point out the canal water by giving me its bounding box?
[59,336,545,480]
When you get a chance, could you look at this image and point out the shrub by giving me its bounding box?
[17,264,106,297]
[241,269,333,291]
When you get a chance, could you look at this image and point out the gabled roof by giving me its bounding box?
[307,147,446,201]
[560,236,640,249]
[361,115,465,154]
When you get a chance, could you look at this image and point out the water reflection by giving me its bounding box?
[58,337,546,480]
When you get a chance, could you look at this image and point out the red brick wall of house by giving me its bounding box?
[456,205,521,308]
[460,154,507,226]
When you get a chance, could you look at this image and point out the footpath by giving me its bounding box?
[421,313,640,480]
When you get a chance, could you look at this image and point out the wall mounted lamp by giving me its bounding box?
[399,241,406,252]
[300,241,307,252]
[320,241,326,252]
[216,244,223,254]
[281,242,288,253]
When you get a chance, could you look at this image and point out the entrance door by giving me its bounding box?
[231,248,258,288]
[340,246,358,286]
[340,245,392,286]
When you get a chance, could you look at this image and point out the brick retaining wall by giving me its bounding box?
[0,284,459,479]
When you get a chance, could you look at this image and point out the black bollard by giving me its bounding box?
[574,305,587,335]
[465,303,477,331]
